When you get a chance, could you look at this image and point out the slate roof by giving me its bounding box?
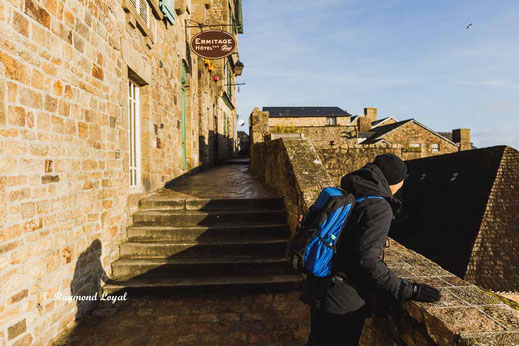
[438,132,453,141]
[361,119,457,145]
[371,117,396,127]
[361,119,413,144]
[390,146,519,291]
[263,107,351,118]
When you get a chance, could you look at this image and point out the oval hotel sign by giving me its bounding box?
[190,30,237,59]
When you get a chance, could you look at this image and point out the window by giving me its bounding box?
[432,143,440,152]
[410,143,421,148]
[130,0,150,27]
[326,117,337,126]
[128,81,141,190]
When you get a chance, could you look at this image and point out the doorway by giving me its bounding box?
[128,80,141,191]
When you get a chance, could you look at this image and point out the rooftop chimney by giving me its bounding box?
[358,116,372,133]
[364,107,377,124]
[452,129,471,151]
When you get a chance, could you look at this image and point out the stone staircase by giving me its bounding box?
[103,195,302,294]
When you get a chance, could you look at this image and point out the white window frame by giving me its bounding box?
[432,143,440,152]
[128,80,142,192]
[410,143,421,148]
[326,117,337,126]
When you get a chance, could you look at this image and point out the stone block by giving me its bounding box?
[8,106,26,126]
[24,0,50,28]
[8,319,26,340]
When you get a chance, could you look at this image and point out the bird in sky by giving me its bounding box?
[466,23,473,29]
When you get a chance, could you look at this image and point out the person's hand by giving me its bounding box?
[299,214,303,222]
[410,283,441,302]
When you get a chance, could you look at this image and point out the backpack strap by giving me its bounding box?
[355,196,385,203]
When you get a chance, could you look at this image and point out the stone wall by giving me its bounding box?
[464,146,519,291]
[361,240,519,346]
[0,0,240,344]
[250,138,333,233]
[390,146,519,293]
[268,125,358,149]
[268,116,351,127]
[379,121,459,157]
[250,139,519,345]
[317,144,403,184]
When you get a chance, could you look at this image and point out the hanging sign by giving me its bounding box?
[190,30,237,59]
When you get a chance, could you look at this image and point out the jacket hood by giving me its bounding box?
[340,163,401,210]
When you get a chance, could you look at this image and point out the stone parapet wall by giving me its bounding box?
[268,125,358,149]
[250,138,333,233]
[362,240,519,345]
[463,146,519,291]
[250,138,519,345]
[317,144,403,184]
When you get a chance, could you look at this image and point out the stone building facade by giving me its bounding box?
[0,0,243,344]
[250,106,472,180]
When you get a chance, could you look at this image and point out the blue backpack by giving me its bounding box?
[286,187,384,277]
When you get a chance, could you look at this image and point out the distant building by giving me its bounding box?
[352,108,471,157]
[264,106,352,127]
[250,106,472,160]
[237,131,250,154]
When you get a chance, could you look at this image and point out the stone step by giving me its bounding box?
[126,224,290,241]
[102,273,302,295]
[111,256,293,280]
[139,197,284,211]
[120,239,288,258]
[132,209,287,227]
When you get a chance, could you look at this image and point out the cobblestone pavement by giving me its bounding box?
[58,290,310,345]
[159,164,279,200]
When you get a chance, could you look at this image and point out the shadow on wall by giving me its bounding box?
[70,239,109,321]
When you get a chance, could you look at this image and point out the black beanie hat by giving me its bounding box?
[373,153,407,185]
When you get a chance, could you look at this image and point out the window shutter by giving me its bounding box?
[140,0,149,26]
[160,0,175,24]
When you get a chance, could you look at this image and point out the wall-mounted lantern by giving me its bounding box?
[234,60,244,76]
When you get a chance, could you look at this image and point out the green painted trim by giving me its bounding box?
[222,92,235,110]
[181,61,187,170]
[236,0,244,34]
[160,0,175,24]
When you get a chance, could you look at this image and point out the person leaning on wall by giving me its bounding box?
[300,153,442,346]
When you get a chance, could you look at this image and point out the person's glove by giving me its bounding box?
[410,283,441,302]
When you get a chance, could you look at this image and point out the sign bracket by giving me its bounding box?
[185,19,236,31]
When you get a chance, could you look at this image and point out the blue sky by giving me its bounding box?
[235,0,519,149]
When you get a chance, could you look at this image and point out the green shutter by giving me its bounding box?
[160,0,175,24]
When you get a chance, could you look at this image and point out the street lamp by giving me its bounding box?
[234,60,244,76]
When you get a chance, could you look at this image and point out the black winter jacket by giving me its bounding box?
[299,163,414,315]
